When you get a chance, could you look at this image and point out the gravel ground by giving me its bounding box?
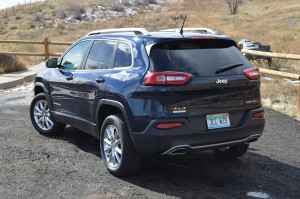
[0,86,299,199]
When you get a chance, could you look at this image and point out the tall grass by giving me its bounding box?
[0,58,27,74]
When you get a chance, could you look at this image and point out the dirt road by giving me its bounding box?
[0,87,299,199]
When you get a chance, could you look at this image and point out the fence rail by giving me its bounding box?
[259,68,300,80]
[0,38,299,116]
[0,38,72,59]
[241,49,300,60]
[242,48,300,117]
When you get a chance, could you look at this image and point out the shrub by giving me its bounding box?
[69,3,86,20]
[55,22,66,30]
[69,3,86,14]
[111,3,125,12]
[15,16,22,20]
[122,0,133,6]
[149,0,159,4]
[56,8,67,19]
[0,55,27,74]
[134,0,150,6]
[33,14,42,22]
[223,0,244,15]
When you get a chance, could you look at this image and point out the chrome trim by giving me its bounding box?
[160,28,218,35]
[86,28,150,36]
[162,134,261,155]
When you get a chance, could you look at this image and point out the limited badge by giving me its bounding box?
[172,107,186,113]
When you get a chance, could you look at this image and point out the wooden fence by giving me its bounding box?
[0,38,299,116]
[0,38,72,59]
[241,48,300,117]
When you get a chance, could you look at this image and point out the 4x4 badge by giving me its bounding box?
[216,79,228,84]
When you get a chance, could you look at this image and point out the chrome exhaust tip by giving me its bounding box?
[163,145,190,155]
[244,136,260,144]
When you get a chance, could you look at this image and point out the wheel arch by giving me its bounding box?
[96,100,132,137]
[34,82,47,96]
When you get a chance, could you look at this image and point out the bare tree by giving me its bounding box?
[224,0,243,15]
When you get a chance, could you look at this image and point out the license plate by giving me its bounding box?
[206,113,230,129]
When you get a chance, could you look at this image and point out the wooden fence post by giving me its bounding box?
[298,85,300,117]
[44,38,49,60]
[238,43,243,50]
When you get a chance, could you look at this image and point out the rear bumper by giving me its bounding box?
[130,108,265,155]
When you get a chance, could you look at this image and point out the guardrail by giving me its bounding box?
[242,48,300,117]
[0,38,72,59]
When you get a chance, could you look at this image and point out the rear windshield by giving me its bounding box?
[149,39,251,76]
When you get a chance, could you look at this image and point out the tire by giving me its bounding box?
[100,115,141,177]
[30,93,66,136]
[213,143,249,159]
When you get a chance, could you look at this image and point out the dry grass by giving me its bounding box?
[0,57,27,74]
[260,77,299,118]
[1,0,299,54]
[0,0,299,64]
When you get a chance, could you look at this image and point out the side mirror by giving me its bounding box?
[46,58,58,68]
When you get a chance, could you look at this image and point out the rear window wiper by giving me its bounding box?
[215,63,243,74]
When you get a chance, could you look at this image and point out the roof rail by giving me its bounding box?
[86,28,150,36]
[160,28,218,35]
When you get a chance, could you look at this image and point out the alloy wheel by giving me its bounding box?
[33,100,53,131]
[103,125,122,169]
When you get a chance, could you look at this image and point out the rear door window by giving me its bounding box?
[114,42,132,68]
[85,40,117,70]
[149,39,251,77]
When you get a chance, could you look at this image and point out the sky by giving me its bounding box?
[0,0,45,10]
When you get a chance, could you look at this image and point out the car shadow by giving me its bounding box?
[48,126,101,157]
[48,126,300,199]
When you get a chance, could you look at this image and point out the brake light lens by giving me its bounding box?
[156,122,183,130]
[252,111,265,119]
[144,72,191,85]
[244,67,260,80]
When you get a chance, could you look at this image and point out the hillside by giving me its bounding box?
[1,0,299,53]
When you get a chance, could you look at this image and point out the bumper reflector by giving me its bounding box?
[156,122,183,130]
[252,111,265,119]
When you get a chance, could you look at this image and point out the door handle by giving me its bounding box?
[66,76,73,81]
[96,77,105,83]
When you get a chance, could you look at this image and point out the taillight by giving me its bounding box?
[244,67,260,80]
[252,111,265,119]
[144,72,191,85]
[156,122,183,130]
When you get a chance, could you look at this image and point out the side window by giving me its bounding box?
[85,40,116,70]
[61,41,90,70]
[114,42,132,67]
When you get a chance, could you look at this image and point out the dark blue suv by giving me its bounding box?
[30,28,265,176]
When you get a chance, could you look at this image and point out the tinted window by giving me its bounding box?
[61,41,90,70]
[149,39,251,77]
[114,42,132,67]
[85,40,116,70]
